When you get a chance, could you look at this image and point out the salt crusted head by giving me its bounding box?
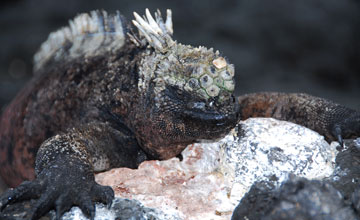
[131,9,240,158]
[134,9,236,103]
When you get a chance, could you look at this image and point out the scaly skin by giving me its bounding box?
[0,9,359,220]
[238,92,360,144]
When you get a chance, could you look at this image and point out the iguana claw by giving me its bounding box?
[331,112,360,148]
[0,157,114,219]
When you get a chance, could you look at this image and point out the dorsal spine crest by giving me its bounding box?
[131,9,174,52]
[34,10,126,71]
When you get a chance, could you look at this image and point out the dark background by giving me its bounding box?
[0,0,359,112]
[0,0,359,189]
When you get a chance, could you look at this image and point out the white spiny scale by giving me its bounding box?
[132,9,175,51]
[88,13,98,33]
[165,9,173,35]
[150,37,164,51]
[133,12,158,38]
[102,11,108,30]
[114,11,123,35]
[132,14,164,50]
[87,14,94,31]
[69,20,77,36]
[63,27,72,39]
[90,11,101,31]
[74,14,85,34]
[132,20,154,44]
[145,8,163,35]
[34,10,126,71]
[154,10,166,33]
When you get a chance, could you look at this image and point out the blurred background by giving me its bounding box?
[0,0,359,189]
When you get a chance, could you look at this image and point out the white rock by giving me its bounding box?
[220,118,338,205]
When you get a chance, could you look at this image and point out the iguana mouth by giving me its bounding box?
[183,110,238,125]
[183,99,240,126]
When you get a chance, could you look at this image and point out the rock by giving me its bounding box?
[221,117,338,204]
[326,138,360,202]
[49,198,181,220]
[95,135,232,219]
[231,176,358,220]
[92,118,338,220]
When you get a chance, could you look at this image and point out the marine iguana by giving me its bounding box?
[0,9,359,219]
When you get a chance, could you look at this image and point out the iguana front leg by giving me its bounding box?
[238,92,360,145]
[0,122,147,219]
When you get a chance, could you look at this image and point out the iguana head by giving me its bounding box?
[131,9,240,159]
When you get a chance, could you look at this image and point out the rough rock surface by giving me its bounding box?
[89,118,337,220]
[221,117,338,203]
[95,138,232,220]
[231,138,360,220]
[326,138,360,202]
[231,176,358,220]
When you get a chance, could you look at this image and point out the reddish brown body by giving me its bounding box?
[0,57,110,187]
[0,83,38,186]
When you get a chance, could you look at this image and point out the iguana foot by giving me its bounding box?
[0,157,114,220]
[331,112,360,148]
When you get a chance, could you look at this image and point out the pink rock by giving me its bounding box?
[95,143,234,220]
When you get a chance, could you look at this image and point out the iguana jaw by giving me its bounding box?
[182,99,240,126]
[179,96,240,141]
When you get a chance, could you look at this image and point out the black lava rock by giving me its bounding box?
[232,176,359,220]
